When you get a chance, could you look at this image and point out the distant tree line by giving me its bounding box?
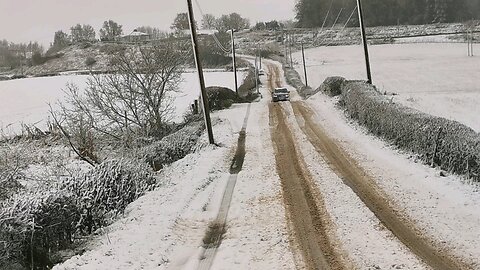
[1,11,250,71]
[252,20,284,31]
[0,40,44,69]
[295,0,480,28]
[47,20,124,55]
[170,12,250,33]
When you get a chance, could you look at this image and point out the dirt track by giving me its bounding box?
[269,103,346,270]
[268,65,347,270]
[267,62,472,270]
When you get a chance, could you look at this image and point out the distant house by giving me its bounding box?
[118,30,151,43]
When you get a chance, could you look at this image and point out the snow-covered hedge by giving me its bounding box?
[139,121,205,171]
[0,158,156,268]
[317,76,346,97]
[331,79,480,182]
[206,86,238,111]
[63,158,156,234]
[237,67,260,101]
[0,190,79,269]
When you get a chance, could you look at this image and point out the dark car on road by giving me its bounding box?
[272,87,290,102]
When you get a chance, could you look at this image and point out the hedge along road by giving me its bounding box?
[266,62,471,270]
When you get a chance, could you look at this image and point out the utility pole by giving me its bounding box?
[470,28,473,56]
[289,34,293,68]
[301,42,308,87]
[468,30,472,56]
[230,29,238,94]
[186,0,214,144]
[255,54,259,94]
[284,32,288,64]
[470,30,474,56]
[259,48,262,70]
[357,0,373,84]
[257,44,262,70]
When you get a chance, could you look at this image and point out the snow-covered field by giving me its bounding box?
[293,43,480,131]
[0,71,244,135]
[0,75,89,135]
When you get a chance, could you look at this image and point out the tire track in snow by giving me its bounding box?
[267,62,348,270]
[269,102,347,270]
[197,104,251,270]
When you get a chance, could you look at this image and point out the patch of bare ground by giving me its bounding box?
[202,221,227,249]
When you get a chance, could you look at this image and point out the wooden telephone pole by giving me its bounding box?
[230,29,238,94]
[301,42,308,87]
[357,0,373,84]
[186,0,215,144]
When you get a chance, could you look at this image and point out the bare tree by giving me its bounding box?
[216,13,250,32]
[57,42,187,145]
[99,20,123,41]
[171,13,194,32]
[202,14,217,29]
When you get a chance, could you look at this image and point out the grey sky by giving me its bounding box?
[0,0,295,47]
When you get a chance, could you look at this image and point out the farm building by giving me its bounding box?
[118,30,150,43]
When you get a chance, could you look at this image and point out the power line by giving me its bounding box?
[320,0,335,31]
[193,0,231,53]
[332,8,344,28]
[321,6,357,47]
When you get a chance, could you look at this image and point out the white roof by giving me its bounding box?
[123,31,149,37]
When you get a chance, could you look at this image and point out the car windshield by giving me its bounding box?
[275,88,288,93]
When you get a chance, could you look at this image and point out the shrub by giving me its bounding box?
[318,76,346,97]
[79,42,92,49]
[0,157,158,268]
[31,52,47,66]
[85,56,97,67]
[237,67,260,100]
[139,121,204,171]
[63,158,156,234]
[0,177,23,201]
[258,48,276,58]
[206,86,238,110]
[31,52,65,66]
[0,190,79,269]
[98,43,126,55]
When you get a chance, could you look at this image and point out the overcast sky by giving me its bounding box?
[0,0,295,47]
